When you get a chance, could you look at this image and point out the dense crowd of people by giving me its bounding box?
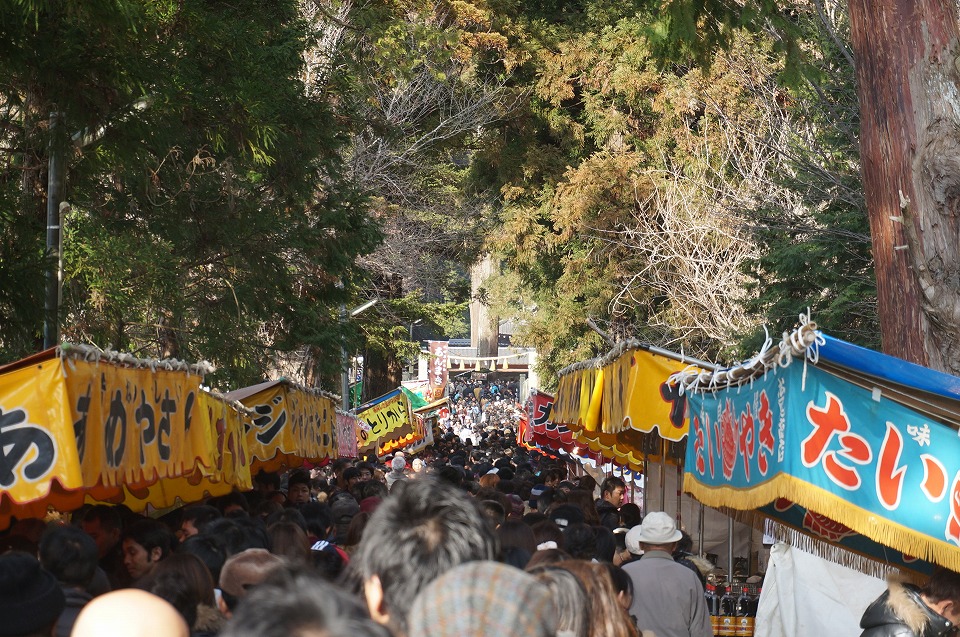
[2,378,960,637]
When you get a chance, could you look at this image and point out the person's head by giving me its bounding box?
[81,504,123,558]
[254,470,282,495]
[566,490,601,525]
[357,462,375,482]
[344,511,371,547]
[577,475,597,494]
[594,525,616,563]
[618,503,642,529]
[549,503,585,530]
[177,534,227,589]
[562,523,597,561]
[526,564,590,637]
[141,553,217,628]
[215,491,250,516]
[179,505,222,540]
[203,517,270,557]
[498,519,538,555]
[604,563,634,611]
[600,477,626,507]
[407,561,557,637]
[921,567,960,625]
[286,469,313,505]
[478,472,500,490]
[558,560,638,637]
[0,551,66,637]
[218,548,286,615]
[542,468,563,488]
[71,589,188,637]
[122,519,176,582]
[38,523,99,589]
[480,500,506,529]
[299,501,335,540]
[219,566,391,637]
[356,477,498,635]
[630,511,682,553]
[267,521,311,566]
[531,519,565,551]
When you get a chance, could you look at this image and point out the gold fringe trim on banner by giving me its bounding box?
[684,473,960,574]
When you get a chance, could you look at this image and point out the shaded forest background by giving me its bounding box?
[0,0,874,394]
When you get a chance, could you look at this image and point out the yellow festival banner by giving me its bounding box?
[600,348,692,440]
[356,389,412,454]
[0,355,82,504]
[229,381,336,471]
[551,347,699,468]
[0,346,259,526]
[64,358,212,488]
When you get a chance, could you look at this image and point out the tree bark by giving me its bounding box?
[848,0,960,372]
[470,253,499,360]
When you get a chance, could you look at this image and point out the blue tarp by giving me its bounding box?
[818,334,960,402]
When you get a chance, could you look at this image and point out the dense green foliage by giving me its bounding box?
[0,0,877,392]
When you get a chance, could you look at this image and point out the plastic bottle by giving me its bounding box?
[718,583,738,637]
[705,583,721,636]
[734,584,755,637]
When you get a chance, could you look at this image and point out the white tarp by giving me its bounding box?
[757,542,886,637]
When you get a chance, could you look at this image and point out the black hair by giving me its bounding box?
[265,508,308,534]
[593,525,616,562]
[82,504,122,531]
[600,476,626,496]
[181,505,222,533]
[287,468,312,489]
[254,470,282,490]
[202,517,269,557]
[219,566,391,637]
[39,524,99,588]
[122,519,176,559]
[619,503,642,529]
[604,562,633,598]
[214,491,250,515]
[355,477,497,635]
[437,465,464,488]
[924,567,960,605]
[299,501,335,539]
[178,534,227,584]
[562,523,597,561]
[142,570,198,628]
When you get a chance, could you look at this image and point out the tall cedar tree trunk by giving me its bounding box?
[849,0,960,373]
[470,254,499,360]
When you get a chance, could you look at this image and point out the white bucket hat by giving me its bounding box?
[628,512,682,549]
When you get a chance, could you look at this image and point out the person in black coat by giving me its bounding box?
[860,568,960,637]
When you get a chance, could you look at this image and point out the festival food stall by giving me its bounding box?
[223,379,339,473]
[0,344,253,527]
[547,342,754,571]
[675,321,960,576]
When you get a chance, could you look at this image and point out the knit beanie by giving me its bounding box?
[407,561,558,637]
[0,551,66,636]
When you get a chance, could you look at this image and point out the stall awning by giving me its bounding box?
[0,344,252,526]
[678,324,960,575]
[226,378,339,472]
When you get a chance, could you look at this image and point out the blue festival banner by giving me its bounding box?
[684,362,960,572]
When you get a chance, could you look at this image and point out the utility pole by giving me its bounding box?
[43,112,65,349]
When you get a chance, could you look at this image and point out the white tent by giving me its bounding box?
[757,542,886,637]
